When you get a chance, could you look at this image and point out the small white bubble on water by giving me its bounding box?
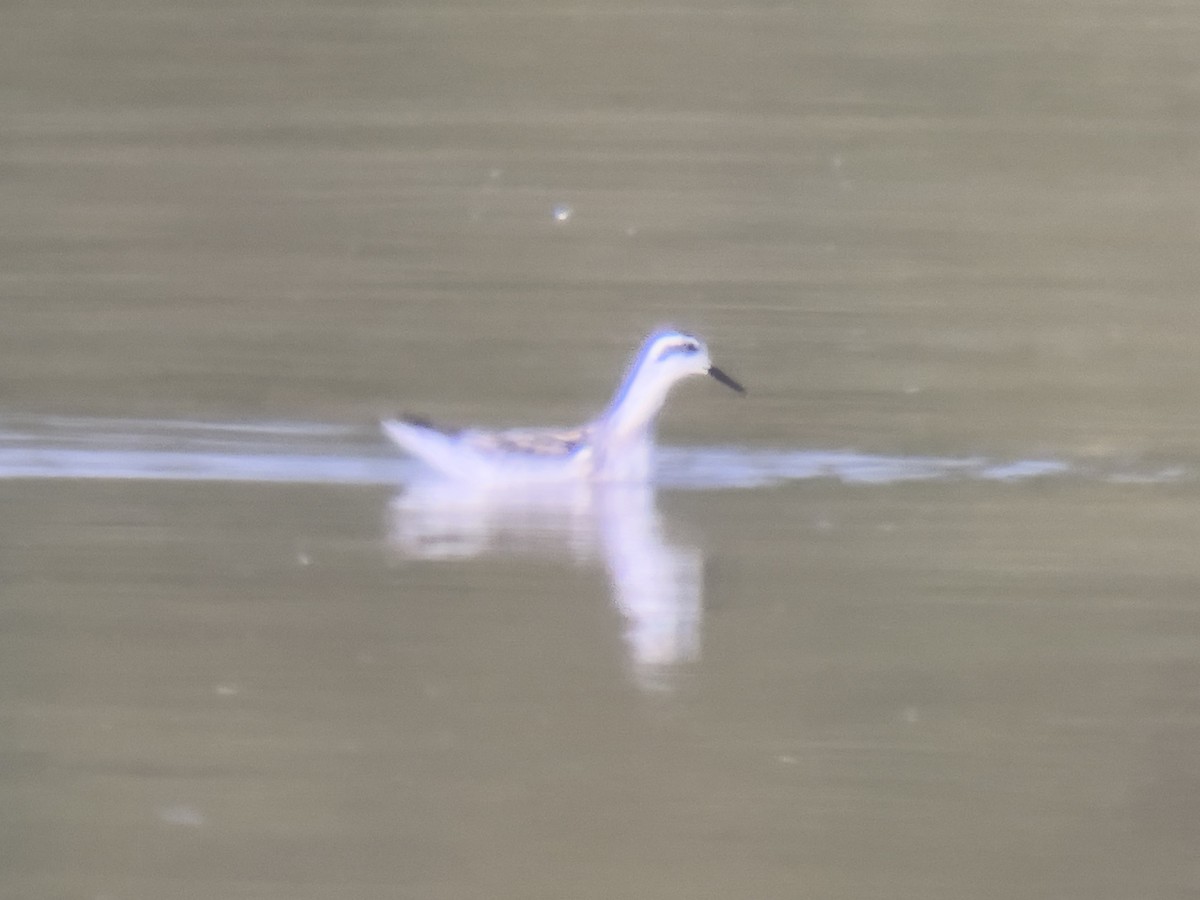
[552,203,573,222]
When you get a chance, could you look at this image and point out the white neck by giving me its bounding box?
[601,367,675,442]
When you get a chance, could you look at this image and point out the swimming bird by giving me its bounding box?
[381,329,744,483]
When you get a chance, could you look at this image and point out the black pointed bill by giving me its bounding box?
[708,365,746,395]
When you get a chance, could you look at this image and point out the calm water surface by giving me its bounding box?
[4,1,1200,898]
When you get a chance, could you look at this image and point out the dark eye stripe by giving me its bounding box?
[657,342,697,361]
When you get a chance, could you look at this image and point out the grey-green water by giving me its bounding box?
[4,2,1200,898]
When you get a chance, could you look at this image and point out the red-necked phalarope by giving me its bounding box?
[382,329,745,483]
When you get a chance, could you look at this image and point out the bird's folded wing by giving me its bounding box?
[467,426,589,457]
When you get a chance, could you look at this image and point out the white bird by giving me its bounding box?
[381,329,744,483]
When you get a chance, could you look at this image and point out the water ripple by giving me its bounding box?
[0,414,1184,489]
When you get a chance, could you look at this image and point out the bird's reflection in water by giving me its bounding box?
[386,478,702,692]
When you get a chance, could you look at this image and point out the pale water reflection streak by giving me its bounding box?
[388,477,702,692]
[4,415,1182,488]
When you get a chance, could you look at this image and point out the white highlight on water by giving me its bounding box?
[0,415,1184,489]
